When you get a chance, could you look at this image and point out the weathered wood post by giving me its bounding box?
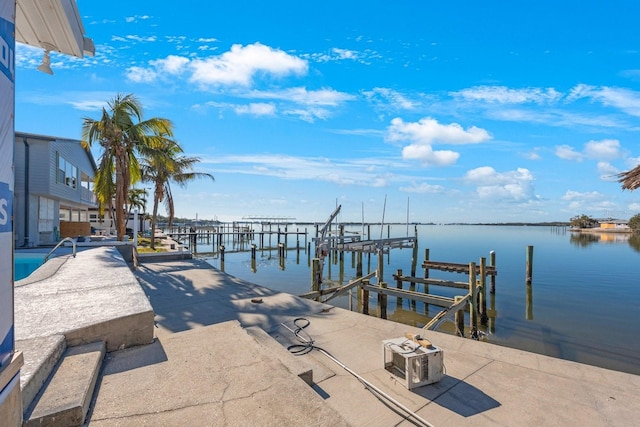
[219,245,225,271]
[361,279,370,315]
[251,244,257,273]
[410,227,419,277]
[377,248,384,284]
[469,262,478,335]
[356,252,363,277]
[418,248,429,311]
[379,282,388,319]
[454,295,465,337]
[526,245,534,284]
[479,257,488,325]
[490,250,496,293]
[311,258,321,292]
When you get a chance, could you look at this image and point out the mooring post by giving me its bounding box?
[410,231,418,277]
[454,295,465,337]
[379,281,388,319]
[361,279,370,315]
[526,245,534,284]
[424,248,430,278]
[311,258,321,292]
[490,250,496,293]
[469,262,478,334]
[377,248,384,283]
[356,252,363,277]
[479,257,488,325]
[219,245,225,271]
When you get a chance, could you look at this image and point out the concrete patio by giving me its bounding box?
[13,246,640,426]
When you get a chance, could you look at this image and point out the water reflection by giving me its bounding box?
[569,231,631,247]
[628,233,640,253]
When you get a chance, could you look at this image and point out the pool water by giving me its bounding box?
[14,253,45,281]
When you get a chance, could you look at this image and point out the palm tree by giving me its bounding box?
[618,165,640,190]
[142,138,214,249]
[82,93,173,240]
[127,187,148,219]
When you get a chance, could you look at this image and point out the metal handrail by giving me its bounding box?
[44,237,77,262]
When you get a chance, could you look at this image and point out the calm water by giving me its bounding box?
[199,225,640,375]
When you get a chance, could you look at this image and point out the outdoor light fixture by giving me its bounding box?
[36,43,58,75]
[37,50,53,75]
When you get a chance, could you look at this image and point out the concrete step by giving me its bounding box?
[23,341,105,427]
[16,335,67,414]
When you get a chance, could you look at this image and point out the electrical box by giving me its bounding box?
[383,337,444,389]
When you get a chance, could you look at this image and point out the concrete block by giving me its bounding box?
[16,335,66,413]
[24,341,105,427]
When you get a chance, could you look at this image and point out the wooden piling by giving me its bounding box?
[486,250,494,293]
[379,281,388,319]
[526,245,534,284]
[361,279,370,315]
[219,245,225,271]
[377,248,384,283]
[479,257,487,325]
[454,296,465,337]
[311,258,321,292]
[469,262,478,333]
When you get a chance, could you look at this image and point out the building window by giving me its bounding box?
[39,197,55,232]
[56,152,77,189]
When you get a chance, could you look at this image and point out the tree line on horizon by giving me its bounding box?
[82,93,214,249]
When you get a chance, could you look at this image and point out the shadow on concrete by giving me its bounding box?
[134,258,330,335]
[101,339,169,376]
[415,375,501,417]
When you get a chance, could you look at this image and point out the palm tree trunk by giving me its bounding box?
[150,193,160,250]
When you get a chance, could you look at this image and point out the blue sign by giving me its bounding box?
[0,182,11,233]
[0,17,14,83]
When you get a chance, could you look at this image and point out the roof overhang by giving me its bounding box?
[15,0,95,58]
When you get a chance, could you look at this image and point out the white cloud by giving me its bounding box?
[568,84,640,117]
[150,55,190,75]
[189,42,308,87]
[561,190,603,201]
[387,117,491,166]
[126,66,158,83]
[584,139,621,160]
[555,144,583,161]
[596,162,619,181]
[125,35,157,43]
[387,117,491,145]
[401,145,460,166]
[234,103,276,116]
[399,182,445,193]
[452,86,562,104]
[628,202,640,212]
[363,87,418,110]
[464,167,536,201]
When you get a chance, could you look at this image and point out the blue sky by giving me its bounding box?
[13,1,640,223]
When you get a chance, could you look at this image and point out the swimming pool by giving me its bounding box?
[14,253,45,281]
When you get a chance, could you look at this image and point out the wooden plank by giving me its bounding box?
[392,274,468,289]
[422,260,497,276]
[362,284,454,307]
